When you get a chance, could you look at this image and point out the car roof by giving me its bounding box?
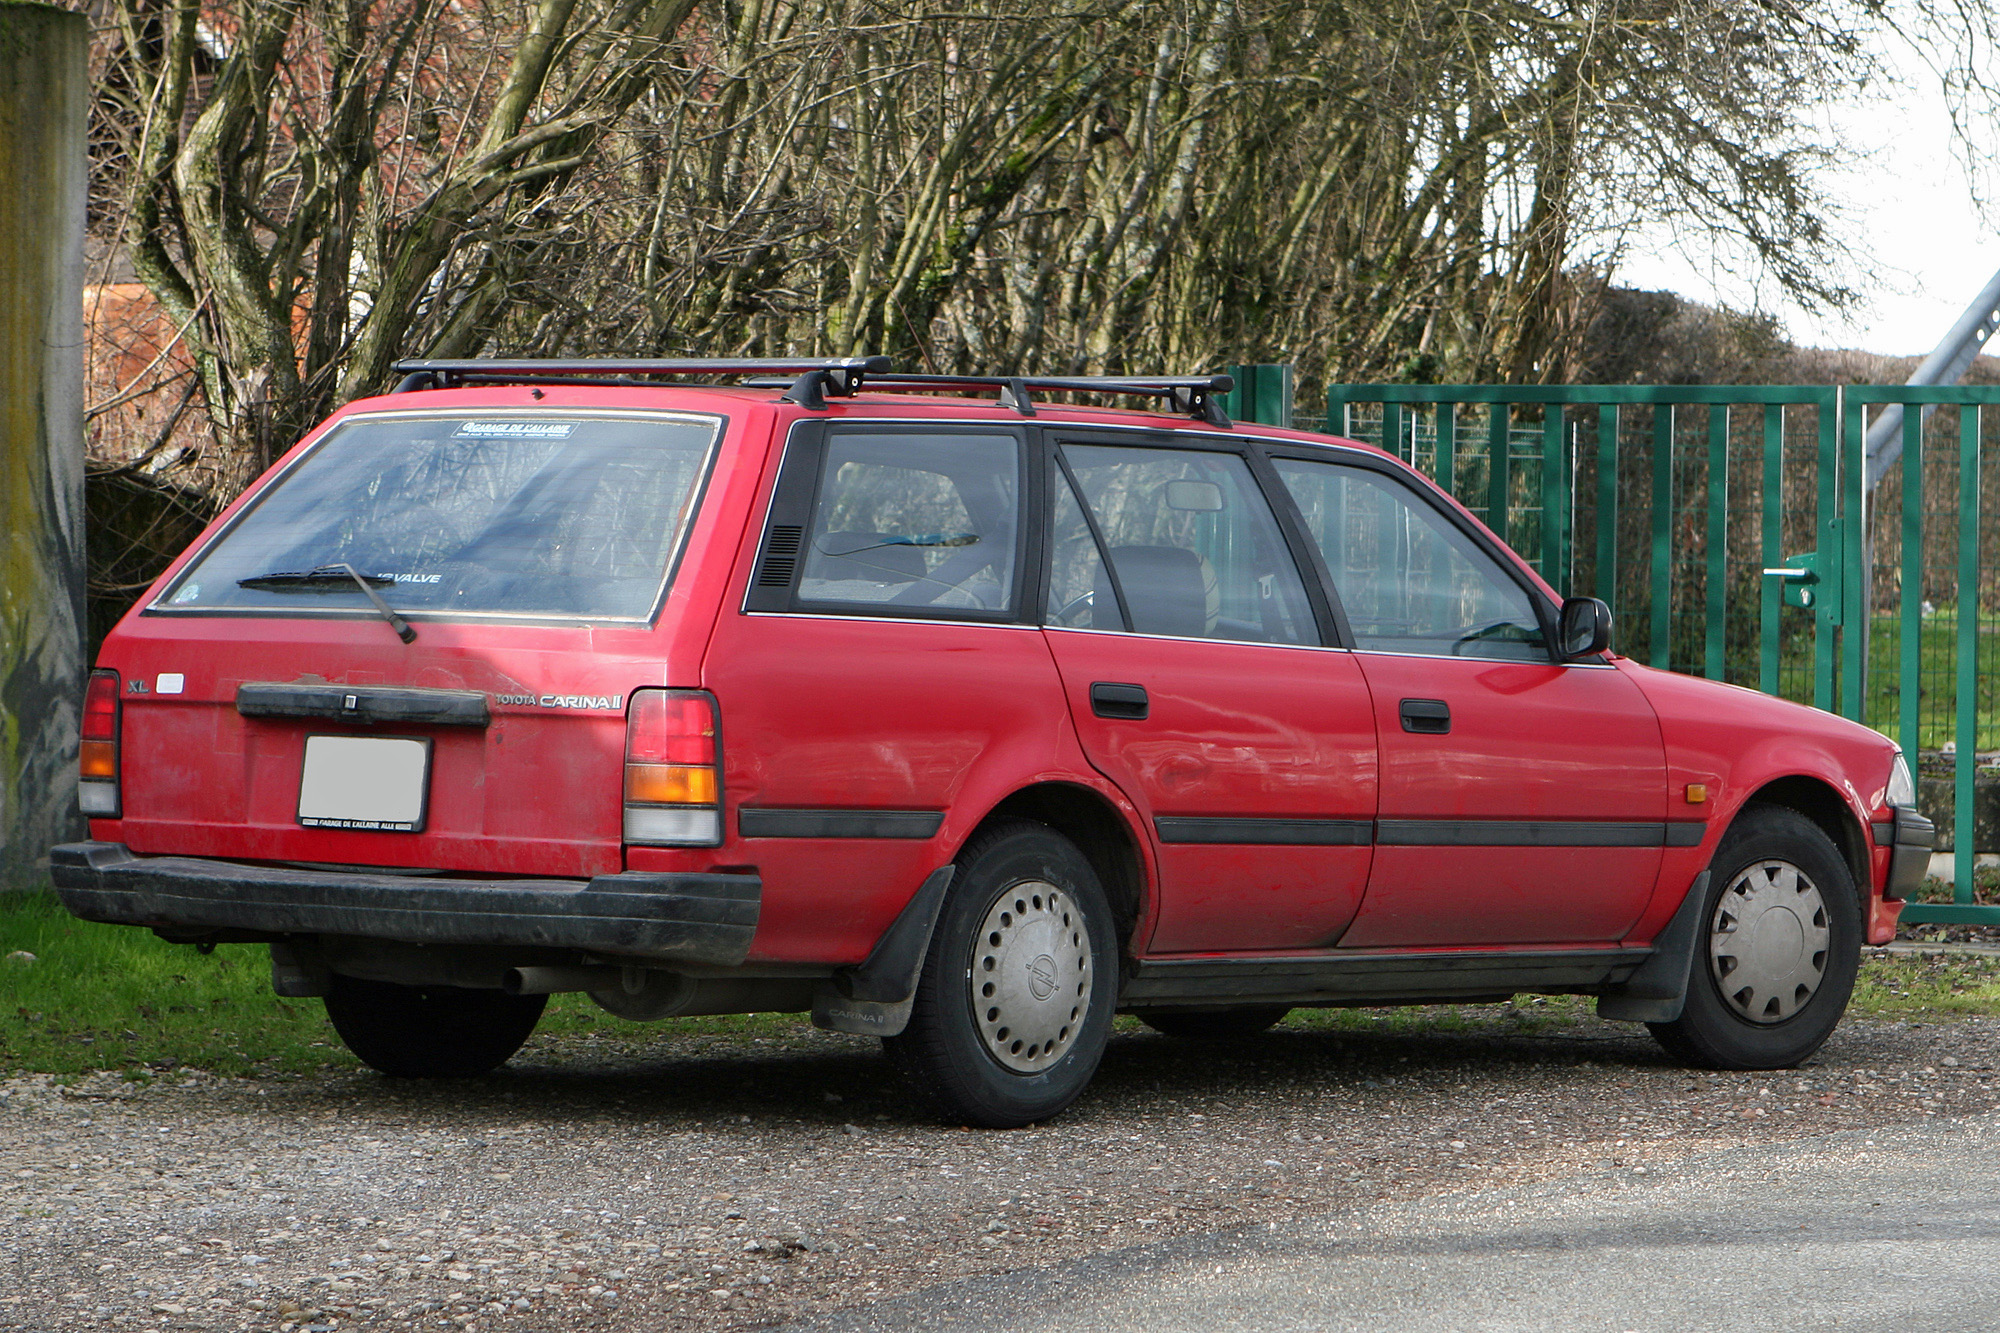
[337,357,1387,459]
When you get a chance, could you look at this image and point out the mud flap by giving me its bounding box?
[1596,871,1709,1024]
[811,865,955,1037]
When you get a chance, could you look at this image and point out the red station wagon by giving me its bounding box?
[54,357,1934,1126]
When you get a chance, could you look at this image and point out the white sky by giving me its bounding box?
[1615,37,2000,358]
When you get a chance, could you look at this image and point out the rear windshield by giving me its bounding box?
[153,410,719,622]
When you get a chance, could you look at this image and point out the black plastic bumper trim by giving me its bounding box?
[48,841,758,965]
[738,809,943,839]
[238,682,491,728]
[1885,806,1936,901]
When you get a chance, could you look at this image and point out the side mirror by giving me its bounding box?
[1557,597,1611,660]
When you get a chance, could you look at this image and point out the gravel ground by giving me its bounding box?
[5,982,1998,1333]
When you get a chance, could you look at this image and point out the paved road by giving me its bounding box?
[792,1109,2000,1333]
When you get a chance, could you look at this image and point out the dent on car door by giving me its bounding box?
[1269,455,1671,948]
[1040,438,1377,953]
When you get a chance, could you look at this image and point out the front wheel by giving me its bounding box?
[1648,805,1860,1070]
[885,820,1117,1127]
[324,975,547,1077]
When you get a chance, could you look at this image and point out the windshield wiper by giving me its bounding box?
[237,563,418,644]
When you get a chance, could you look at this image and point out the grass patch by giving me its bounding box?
[0,891,349,1079]
[0,890,820,1080]
[1852,950,2000,1017]
[8,889,2000,1080]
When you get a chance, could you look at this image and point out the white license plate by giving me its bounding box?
[297,735,433,832]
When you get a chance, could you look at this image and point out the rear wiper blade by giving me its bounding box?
[237,563,417,644]
[238,567,394,591]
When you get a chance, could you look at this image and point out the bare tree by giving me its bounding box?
[83,0,2000,477]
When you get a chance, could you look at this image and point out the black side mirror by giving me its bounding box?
[1557,597,1611,660]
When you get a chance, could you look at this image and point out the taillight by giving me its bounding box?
[623,689,721,845]
[79,669,121,817]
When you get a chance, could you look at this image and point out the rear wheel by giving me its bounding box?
[1138,1006,1291,1040]
[885,820,1116,1127]
[1648,805,1860,1070]
[324,975,546,1078]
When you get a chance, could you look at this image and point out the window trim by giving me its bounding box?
[744,420,1037,624]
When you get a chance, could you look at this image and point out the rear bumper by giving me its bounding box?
[49,841,759,966]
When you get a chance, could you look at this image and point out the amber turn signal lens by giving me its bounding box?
[624,763,718,806]
[80,740,117,779]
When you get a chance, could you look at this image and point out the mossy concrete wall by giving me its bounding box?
[0,2,86,888]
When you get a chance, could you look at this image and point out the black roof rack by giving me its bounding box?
[386,357,1234,425]
[388,356,891,408]
[851,373,1236,426]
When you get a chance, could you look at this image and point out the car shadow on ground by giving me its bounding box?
[260,1016,1680,1130]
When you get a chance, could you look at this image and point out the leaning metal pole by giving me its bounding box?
[1863,264,2000,490]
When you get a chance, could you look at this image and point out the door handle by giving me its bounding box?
[1090,681,1150,720]
[1399,698,1450,734]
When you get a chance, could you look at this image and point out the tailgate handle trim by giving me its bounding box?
[236,682,492,728]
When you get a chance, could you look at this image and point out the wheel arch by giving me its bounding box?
[1739,774,1869,897]
[971,782,1148,960]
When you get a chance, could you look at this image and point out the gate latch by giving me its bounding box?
[1762,551,1823,610]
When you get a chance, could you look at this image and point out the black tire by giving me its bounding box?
[1648,805,1860,1070]
[324,975,547,1078]
[885,820,1117,1127]
[1138,1006,1291,1040]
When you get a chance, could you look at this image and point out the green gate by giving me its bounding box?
[1316,383,2000,924]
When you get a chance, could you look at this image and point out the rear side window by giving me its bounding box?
[1053,443,1317,645]
[153,411,719,622]
[788,431,1022,616]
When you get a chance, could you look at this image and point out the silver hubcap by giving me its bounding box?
[970,880,1092,1073]
[1709,859,1830,1024]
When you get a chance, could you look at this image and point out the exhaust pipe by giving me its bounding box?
[501,965,812,1021]
[502,965,626,996]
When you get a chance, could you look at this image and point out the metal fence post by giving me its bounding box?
[1704,407,1729,680]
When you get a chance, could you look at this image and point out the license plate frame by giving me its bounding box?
[296,734,433,833]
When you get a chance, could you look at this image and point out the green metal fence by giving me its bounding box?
[1318,383,2000,924]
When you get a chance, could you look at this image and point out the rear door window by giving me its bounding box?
[786,430,1023,616]
[153,410,720,623]
[1053,443,1317,645]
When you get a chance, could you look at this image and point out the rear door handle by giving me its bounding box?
[1399,698,1450,734]
[1090,682,1150,720]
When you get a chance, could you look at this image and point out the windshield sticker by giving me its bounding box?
[374,572,442,584]
[453,421,577,439]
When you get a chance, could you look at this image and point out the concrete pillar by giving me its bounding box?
[0,2,87,888]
